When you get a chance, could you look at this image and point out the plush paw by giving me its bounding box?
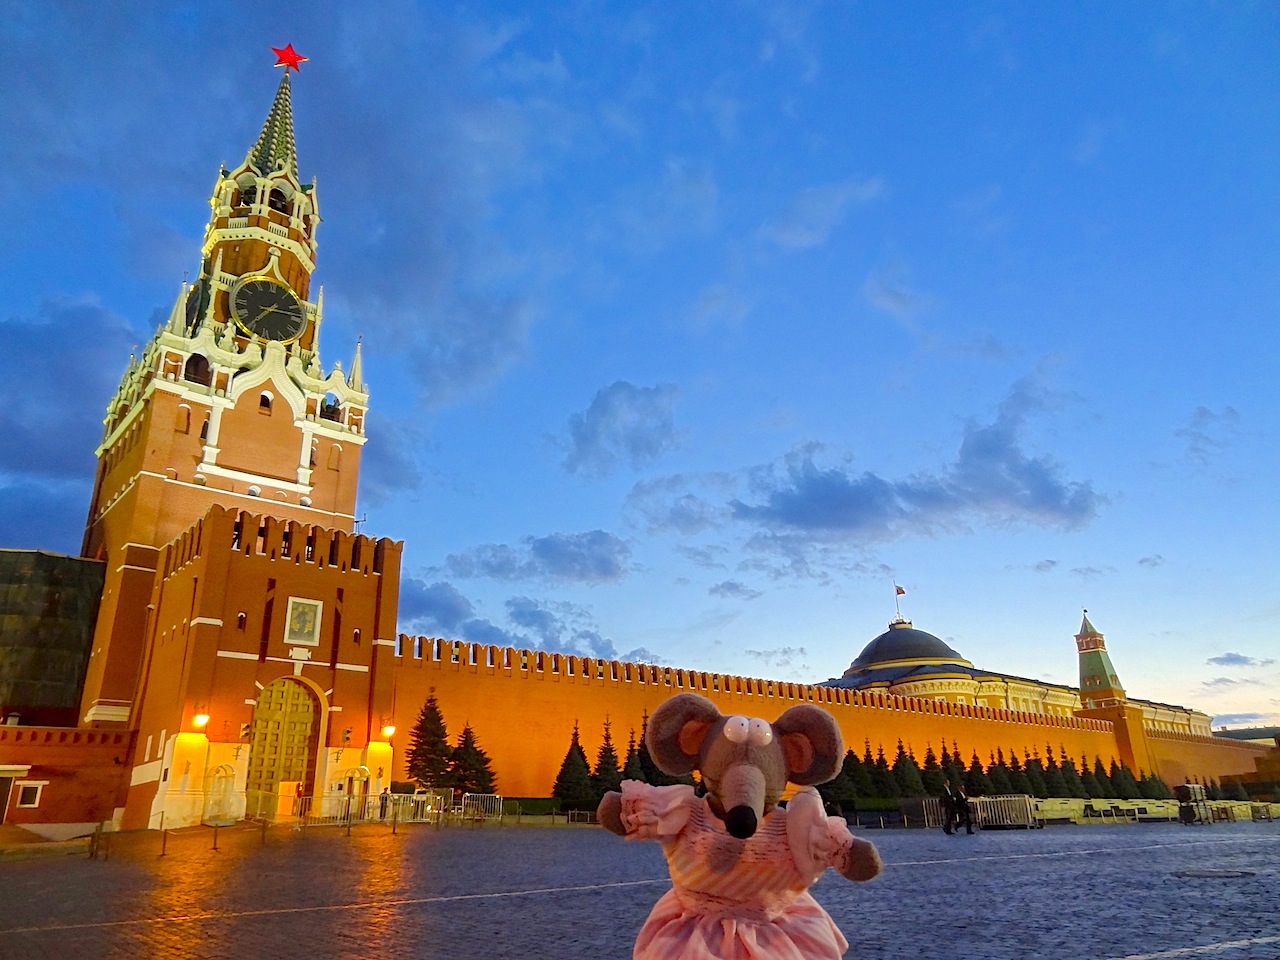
[597,791,625,835]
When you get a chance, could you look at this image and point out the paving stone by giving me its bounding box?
[1,821,1277,959]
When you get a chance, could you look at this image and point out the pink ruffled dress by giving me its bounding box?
[619,779,856,960]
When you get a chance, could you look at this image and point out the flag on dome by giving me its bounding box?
[895,584,906,596]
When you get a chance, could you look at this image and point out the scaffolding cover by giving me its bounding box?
[0,549,105,714]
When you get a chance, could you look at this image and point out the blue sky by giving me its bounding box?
[1,2,1277,728]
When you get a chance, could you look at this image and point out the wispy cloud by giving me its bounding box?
[1176,406,1240,465]
[1202,677,1261,688]
[863,263,929,319]
[709,580,762,601]
[506,596,659,661]
[442,530,632,584]
[1034,560,1058,573]
[758,177,884,250]
[1211,712,1272,727]
[744,646,808,671]
[1206,652,1276,668]
[1138,555,1164,568]
[731,372,1103,543]
[561,381,680,478]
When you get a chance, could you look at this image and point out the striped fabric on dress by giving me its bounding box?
[620,780,853,960]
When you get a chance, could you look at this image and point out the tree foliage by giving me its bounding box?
[406,689,453,788]
[450,722,496,794]
[591,718,623,801]
[552,722,596,811]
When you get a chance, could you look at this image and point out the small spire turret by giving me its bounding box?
[246,72,298,177]
[348,338,365,392]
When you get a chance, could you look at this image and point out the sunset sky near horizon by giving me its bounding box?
[1,2,1277,728]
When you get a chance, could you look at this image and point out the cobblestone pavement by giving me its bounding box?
[1,820,1277,959]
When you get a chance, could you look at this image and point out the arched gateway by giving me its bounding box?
[245,678,320,816]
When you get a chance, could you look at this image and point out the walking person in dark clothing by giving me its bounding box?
[940,780,958,834]
[955,784,974,834]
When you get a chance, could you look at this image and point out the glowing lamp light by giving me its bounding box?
[193,713,211,728]
[381,724,396,738]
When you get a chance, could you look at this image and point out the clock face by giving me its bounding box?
[230,277,306,342]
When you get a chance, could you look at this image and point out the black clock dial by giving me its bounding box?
[230,277,306,342]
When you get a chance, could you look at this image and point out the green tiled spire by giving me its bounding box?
[246,73,297,177]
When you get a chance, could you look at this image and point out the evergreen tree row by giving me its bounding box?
[552,714,696,811]
[813,738,1226,807]
[404,689,497,794]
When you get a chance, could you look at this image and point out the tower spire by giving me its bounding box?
[348,337,366,392]
[246,72,298,177]
[1075,609,1126,708]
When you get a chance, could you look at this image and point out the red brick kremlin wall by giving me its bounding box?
[386,639,1271,799]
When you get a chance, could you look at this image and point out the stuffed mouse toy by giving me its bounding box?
[598,692,881,960]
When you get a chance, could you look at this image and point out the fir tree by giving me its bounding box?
[1205,778,1223,801]
[552,722,596,811]
[1007,751,1033,795]
[871,745,900,798]
[921,745,946,796]
[987,749,1015,795]
[1080,765,1103,799]
[1139,772,1173,800]
[846,746,876,799]
[406,689,454,788]
[892,741,926,796]
[964,752,993,797]
[621,728,644,782]
[1092,758,1115,797]
[1043,747,1069,798]
[590,717,623,801]
[1225,780,1249,801]
[1059,751,1087,799]
[942,740,965,787]
[1024,753,1049,799]
[1109,760,1140,800]
[449,722,496,794]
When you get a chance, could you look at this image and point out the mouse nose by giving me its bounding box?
[724,804,758,839]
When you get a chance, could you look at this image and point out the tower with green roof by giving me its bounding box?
[1075,611,1126,708]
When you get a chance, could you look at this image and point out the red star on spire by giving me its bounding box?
[271,43,308,73]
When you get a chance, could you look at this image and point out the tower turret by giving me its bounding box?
[78,50,368,726]
[1075,611,1126,708]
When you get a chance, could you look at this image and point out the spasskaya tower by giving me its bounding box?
[80,50,370,725]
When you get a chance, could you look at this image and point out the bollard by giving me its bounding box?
[89,822,101,860]
[213,823,219,851]
[261,817,268,844]
[102,827,111,862]
[159,812,167,857]
[392,802,398,836]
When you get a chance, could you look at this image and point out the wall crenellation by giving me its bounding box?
[393,636,1115,734]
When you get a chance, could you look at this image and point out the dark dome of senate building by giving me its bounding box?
[841,616,972,677]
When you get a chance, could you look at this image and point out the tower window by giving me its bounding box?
[184,354,212,386]
[269,188,290,214]
[199,418,209,440]
[238,185,257,208]
[259,392,273,413]
[320,394,342,422]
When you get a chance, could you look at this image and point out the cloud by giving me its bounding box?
[1175,406,1240,466]
[398,579,476,633]
[758,177,884,249]
[0,476,93,554]
[709,580,762,601]
[744,646,808,671]
[1069,566,1109,580]
[1201,677,1261,688]
[443,530,632,584]
[1211,712,1272,727]
[1138,555,1164,568]
[1033,560,1058,573]
[1206,653,1276,668]
[627,474,730,535]
[359,412,427,508]
[731,372,1104,544]
[0,299,144,484]
[505,595,659,661]
[862,264,929,319]
[561,381,681,478]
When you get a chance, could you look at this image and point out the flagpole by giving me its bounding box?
[893,582,902,619]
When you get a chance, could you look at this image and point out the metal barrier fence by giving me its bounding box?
[972,794,1037,829]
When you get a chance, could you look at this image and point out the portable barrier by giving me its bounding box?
[453,793,503,822]
[972,794,1037,829]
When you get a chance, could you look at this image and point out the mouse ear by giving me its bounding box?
[773,704,844,785]
[647,693,722,776]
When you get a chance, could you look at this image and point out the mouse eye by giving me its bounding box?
[748,718,773,746]
[723,716,750,743]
